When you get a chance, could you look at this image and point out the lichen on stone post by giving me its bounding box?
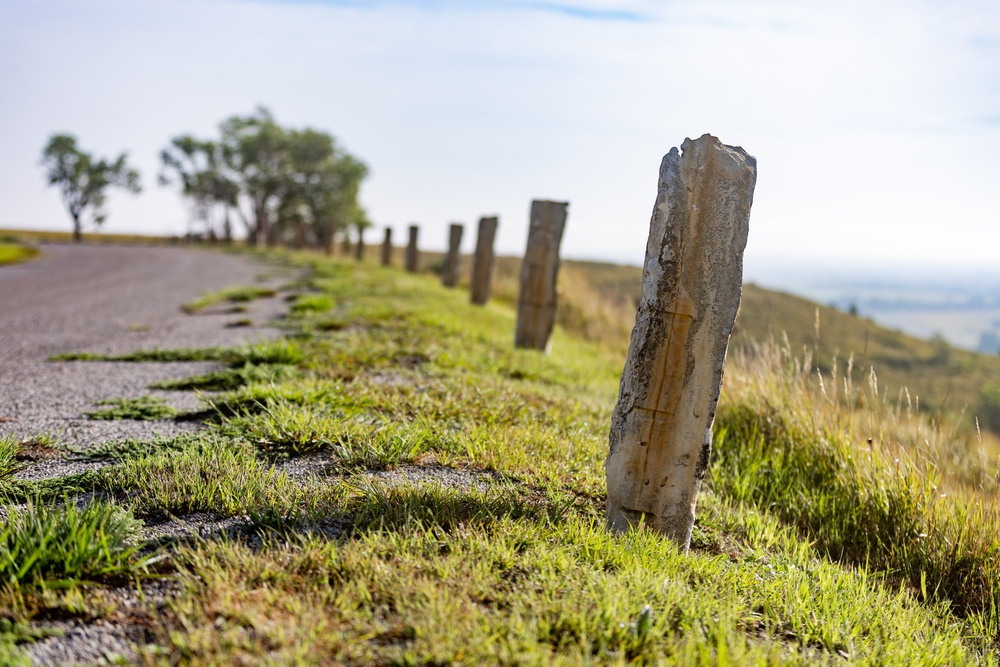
[442,223,464,287]
[606,134,756,551]
[515,201,568,351]
[405,225,419,273]
[470,216,498,306]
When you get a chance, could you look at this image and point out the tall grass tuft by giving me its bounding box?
[0,499,145,587]
[0,436,21,481]
[714,339,1000,639]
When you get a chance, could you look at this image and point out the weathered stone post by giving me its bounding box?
[470,216,498,305]
[405,225,420,273]
[354,227,365,261]
[381,228,393,266]
[606,134,756,551]
[514,201,568,350]
[441,223,464,287]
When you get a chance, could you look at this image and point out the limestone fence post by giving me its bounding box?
[405,225,420,273]
[381,228,393,266]
[354,227,365,261]
[514,200,568,351]
[442,223,464,287]
[470,216,498,306]
[605,134,756,551]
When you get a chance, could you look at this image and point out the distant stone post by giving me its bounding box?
[405,225,420,273]
[354,227,365,261]
[470,216,498,305]
[381,228,393,266]
[606,134,756,551]
[295,220,306,249]
[442,223,464,287]
[514,201,568,350]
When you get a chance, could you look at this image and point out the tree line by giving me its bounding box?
[40,107,369,249]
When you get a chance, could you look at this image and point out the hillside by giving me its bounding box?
[556,259,1000,438]
[4,249,1000,663]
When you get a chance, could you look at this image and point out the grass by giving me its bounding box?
[181,284,278,313]
[0,242,39,267]
[0,227,172,245]
[289,292,334,315]
[0,437,22,480]
[50,339,304,365]
[149,362,298,392]
[0,498,146,587]
[86,396,179,420]
[96,436,306,517]
[545,255,1000,438]
[16,249,1000,664]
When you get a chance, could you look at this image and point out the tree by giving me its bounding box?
[161,108,368,249]
[40,134,141,242]
[159,137,239,242]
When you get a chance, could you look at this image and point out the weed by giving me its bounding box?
[97,435,302,517]
[50,348,229,362]
[0,498,145,587]
[50,339,304,366]
[0,437,21,480]
[150,363,298,392]
[1,473,100,504]
[86,396,178,421]
[0,243,38,267]
[182,285,277,313]
[290,293,334,315]
[73,433,204,462]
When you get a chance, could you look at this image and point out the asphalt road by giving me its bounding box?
[0,243,292,453]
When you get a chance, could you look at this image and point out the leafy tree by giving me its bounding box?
[279,126,369,253]
[218,107,288,246]
[159,137,239,242]
[161,108,368,249]
[40,134,141,242]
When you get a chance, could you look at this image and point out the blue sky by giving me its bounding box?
[2,0,999,276]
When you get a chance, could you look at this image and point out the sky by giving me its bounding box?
[2,0,999,280]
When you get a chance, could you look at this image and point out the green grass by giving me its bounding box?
[0,243,38,266]
[546,258,1000,439]
[96,435,306,518]
[182,284,278,313]
[14,250,1000,664]
[0,498,145,587]
[0,436,21,480]
[289,292,334,315]
[149,362,298,392]
[86,396,179,420]
[50,339,304,365]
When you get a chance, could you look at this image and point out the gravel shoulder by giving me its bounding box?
[0,243,294,453]
[1,243,301,666]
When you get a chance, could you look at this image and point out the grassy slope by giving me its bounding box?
[556,259,1000,434]
[4,251,1000,664]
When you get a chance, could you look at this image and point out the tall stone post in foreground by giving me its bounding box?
[381,228,393,266]
[515,201,568,351]
[405,225,420,273]
[470,216,498,305]
[442,223,464,287]
[606,134,756,551]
